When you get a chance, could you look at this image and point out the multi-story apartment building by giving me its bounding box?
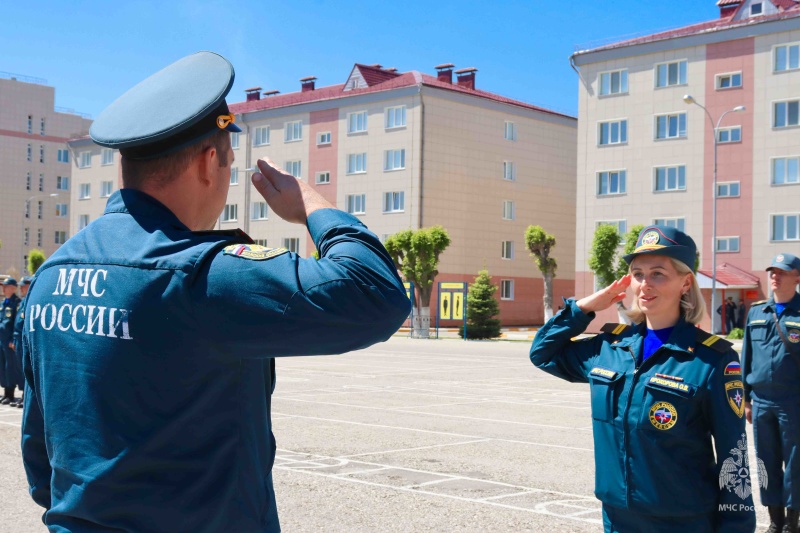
[0,73,91,277]
[572,0,800,332]
[69,63,577,325]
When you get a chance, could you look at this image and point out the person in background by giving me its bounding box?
[530,225,755,533]
[742,253,800,533]
[9,276,31,408]
[737,299,747,330]
[0,278,21,406]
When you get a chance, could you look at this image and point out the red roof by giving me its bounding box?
[716,0,742,6]
[697,263,760,288]
[577,1,800,54]
[229,66,573,119]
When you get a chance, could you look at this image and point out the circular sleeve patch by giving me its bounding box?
[649,401,677,430]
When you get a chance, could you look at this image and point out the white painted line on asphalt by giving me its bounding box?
[273,412,594,452]
[384,400,490,411]
[339,438,491,459]
[480,490,537,501]
[404,477,452,488]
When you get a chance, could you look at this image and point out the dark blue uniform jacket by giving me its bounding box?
[21,189,410,532]
[530,300,755,532]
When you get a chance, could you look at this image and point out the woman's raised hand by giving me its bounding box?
[576,275,631,315]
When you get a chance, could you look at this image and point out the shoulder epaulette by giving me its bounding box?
[751,300,768,306]
[601,323,632,336]
[695,329,733,353]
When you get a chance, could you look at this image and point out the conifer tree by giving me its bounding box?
[459,269,501,340]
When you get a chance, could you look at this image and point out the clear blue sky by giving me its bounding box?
[2,1,721,119]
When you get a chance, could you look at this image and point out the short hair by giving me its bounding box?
[626,257,706,326]
[120,130,231,189]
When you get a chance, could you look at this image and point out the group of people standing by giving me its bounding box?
[1,276,30,408]
[719,295,748,334]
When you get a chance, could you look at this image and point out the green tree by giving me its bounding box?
[385,226,451,338]
[525,225,558,321]
[588,224,643,323]
[459,269,501,340]
[615,224,645,279]
[27,249,46,275]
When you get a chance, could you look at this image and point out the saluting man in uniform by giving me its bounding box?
[9,276,31,408]
[530,225,756,532]
[742,253,800,533]
[20,51,410,532]
[0,278,21,406]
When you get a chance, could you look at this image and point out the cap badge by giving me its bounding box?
[641,231,660,246]
[776,254,785,263]
[217,113,236,129]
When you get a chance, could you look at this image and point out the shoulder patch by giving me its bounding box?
[601,323,632,336]
[695,329,733,353]
[222,244,289,261]
[751,300,767,306]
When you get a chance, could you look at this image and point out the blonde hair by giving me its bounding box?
[626,257,706,325]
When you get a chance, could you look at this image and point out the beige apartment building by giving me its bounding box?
[0,73,91,277]
[69,63,577,325]
[572,0,800,333]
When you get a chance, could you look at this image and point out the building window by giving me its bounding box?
[284,120,302,142]
[284,160,302,178]
[254,239,268,247]
[101,149,114,166]
[56,176,69,190]
[283,238,300,253]
[26,172,31,191]
[502,200,516,221]
[716,72,742,89]
[500,279,514,300]
[251,202,268,220]
[56,203,68,217]
[57,149,70,163]
[346,153,367,174]
[503,161,516,181]
[79,183,91,199]
[775,43,800,72]
[79,151,92,168]
[40,118,45,135]
[24,228,29,246]
[230,168,239,185]
[716,237,740,253]
[655,60,687,87]
[654,165,686,192]
[40,145,45,163]
[384,149,405,171]
[386,106,406,128]
[37,201,43,220]
[346,194,366,215]
[317,132,331,145]
[717,181,740,197]
[655,113,687,139]
[654,217,686,232]
[78,215,89,230]
[26,144,31,162]
[718,126,742,143]
[383,192,404,213]
[27,115,32,134]
[24,201,30,219]
[315,171,330,184]
[222,204,238,222]
[599,69,628,96]
[37,229,42,247]
[774,100,800,128]
[55,231,67,244]
[597,170,627,196]
[772,214,799,241]
[253,126,270,146]
[230,132,240,149]
[101,181,113,197]
[597,220,628,242]
[772,156,800,185]
[751,2,763,15]
[38,173,44,192]
[598,119,627,145]
[347,111,368,134]
[504,121,517,141]
[501,240,514,260]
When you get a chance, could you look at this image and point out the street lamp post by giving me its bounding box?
[21,193,60,275]
[683,95,745,334]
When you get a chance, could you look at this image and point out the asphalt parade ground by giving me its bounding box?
[0,336,768,532]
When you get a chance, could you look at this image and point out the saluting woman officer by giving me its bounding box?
[530,225,756,533]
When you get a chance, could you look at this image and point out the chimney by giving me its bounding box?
[717,0,742,17]
[370,64,383,69]
[263,90,280,97]
[455,67,477,90]
[300,76,317,92]
[385,67,398,73]
[435,63,455,84]
[245,87,262,102]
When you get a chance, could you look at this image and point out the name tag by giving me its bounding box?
[647,376,693,396]
[590,367,618,380]
[749,319,767,325]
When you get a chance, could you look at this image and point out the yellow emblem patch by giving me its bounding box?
[222,244,289,261]
[649,401,677,430]
[641,231,660,246]
[725,380,745,418]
